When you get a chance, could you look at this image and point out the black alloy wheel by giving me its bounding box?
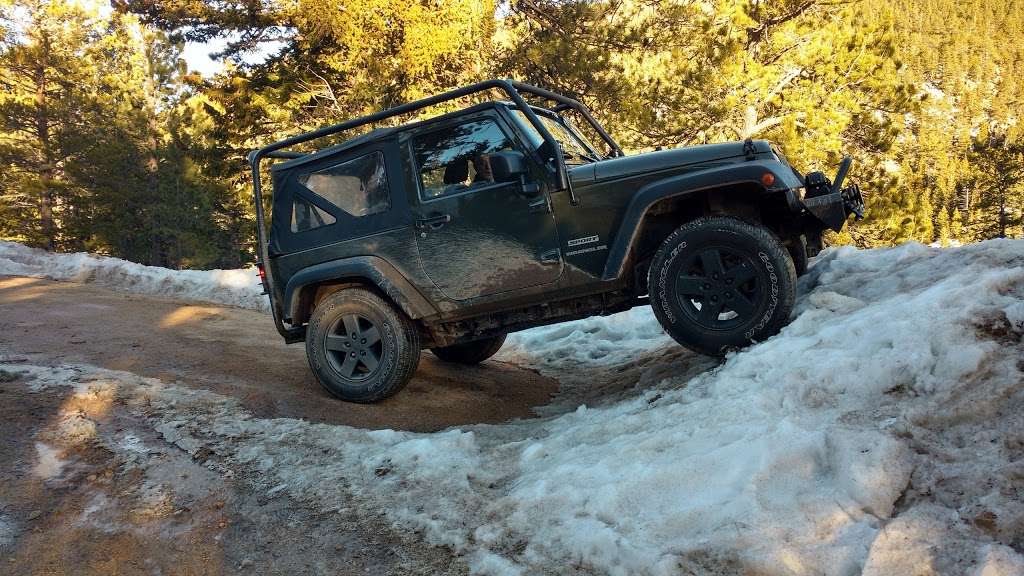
[648,216,797,356]
[324,314,384,380]
[674,246,764,330]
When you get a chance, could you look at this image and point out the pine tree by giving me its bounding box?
[0,1,247,267]
[3,0,1022,266]
[0,0,105,249]
[966,130,1024,239]
[862,0,1024,244]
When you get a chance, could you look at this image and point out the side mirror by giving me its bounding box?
[490,151,529,182]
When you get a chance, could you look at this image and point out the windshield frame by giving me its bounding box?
[509,107,604,164]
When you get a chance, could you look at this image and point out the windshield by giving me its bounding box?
[511,110,602,164]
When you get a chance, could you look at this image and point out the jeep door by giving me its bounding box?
[408,112,562,301]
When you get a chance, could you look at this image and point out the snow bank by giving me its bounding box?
[9,239,1024,575]
[0,241,266,311]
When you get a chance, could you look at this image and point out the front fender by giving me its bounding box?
[601,160,800,281]
[283,256,437,323]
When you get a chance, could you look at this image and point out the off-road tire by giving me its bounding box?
[805,232,825,258]
[306,288,420,403]
[788,234,809,277]
[648,216,797,356]
[431,334,506,364]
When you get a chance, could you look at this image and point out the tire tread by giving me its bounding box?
[647,216,797,355]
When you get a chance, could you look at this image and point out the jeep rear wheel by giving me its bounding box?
[648,216,796,356]
[431,334,506,365]
[306,288,420,403]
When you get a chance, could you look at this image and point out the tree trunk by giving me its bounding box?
[998,190,1007,238]
[143,53,166,267]
[35,61,55,251]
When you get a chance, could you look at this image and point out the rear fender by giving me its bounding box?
[283,256,437,324]
[601,160,799,281]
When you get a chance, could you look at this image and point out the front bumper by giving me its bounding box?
[802,183,864,232]
[798,156,865,232]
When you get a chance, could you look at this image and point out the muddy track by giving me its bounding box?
[0,276,558,432]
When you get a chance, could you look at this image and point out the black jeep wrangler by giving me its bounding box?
[248,80,863,402]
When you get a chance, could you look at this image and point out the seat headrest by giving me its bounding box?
[443,159,469,185]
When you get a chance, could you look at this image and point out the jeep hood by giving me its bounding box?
[579,140,772,182]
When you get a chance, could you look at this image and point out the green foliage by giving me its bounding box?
[0,0,104,249]
[1,0,1022,269]
[854,0,1024,246]
[0,0,247,267]
[508,0,1020,248]
[500,1,913,161]
[964,130,1024,240]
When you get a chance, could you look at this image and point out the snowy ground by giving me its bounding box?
[2,240,1024,575]
[0,241,266,311]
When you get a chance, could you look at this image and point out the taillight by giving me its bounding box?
[257,263,266,284]
[761,172,776,187]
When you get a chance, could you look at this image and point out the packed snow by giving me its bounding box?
[31,442,67,481]
[6,239,1023,575]
[502,306,675,370]
[0,241,265,310]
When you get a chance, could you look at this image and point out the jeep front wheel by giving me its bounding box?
[306,288,420,403]
[648,216,796,356]
[431,334,506,364]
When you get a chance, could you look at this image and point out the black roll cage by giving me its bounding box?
[247,79,623,340]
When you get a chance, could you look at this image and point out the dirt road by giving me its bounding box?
[0,275,568,575]
[0,276,557,431]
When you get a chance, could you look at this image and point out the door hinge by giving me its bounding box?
[539,248,561,264]
[528,195,551,213]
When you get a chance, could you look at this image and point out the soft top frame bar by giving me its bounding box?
[247,79,621,340]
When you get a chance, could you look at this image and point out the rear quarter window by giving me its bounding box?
[298,151,390,218]
[290,197,336,233]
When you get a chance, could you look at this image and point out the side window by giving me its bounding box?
[298,151,390,218]
[413,118,516,199]
[291,197,336,233]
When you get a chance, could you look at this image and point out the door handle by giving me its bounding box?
[416,214,451,230]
